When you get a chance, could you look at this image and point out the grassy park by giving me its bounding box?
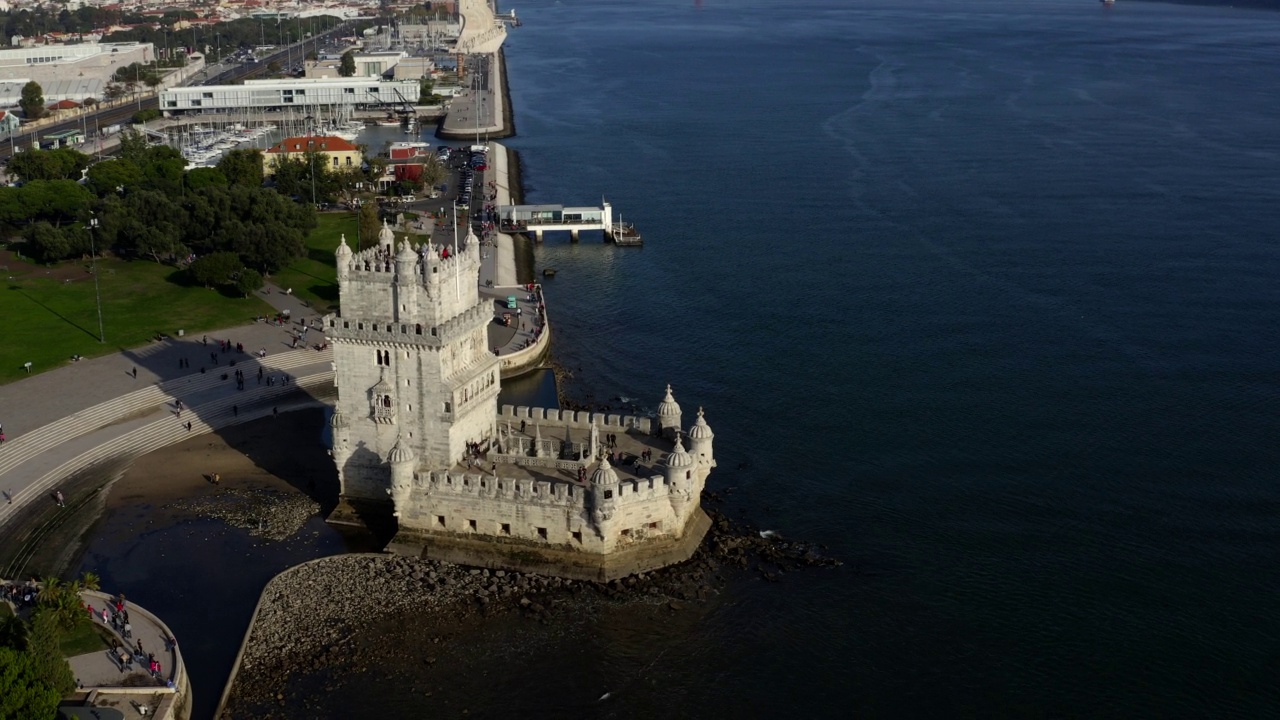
[269,212,353,312]
[0,249,273,384]
[0,212,398,385]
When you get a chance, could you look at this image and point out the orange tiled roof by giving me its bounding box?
[266,135,361,154]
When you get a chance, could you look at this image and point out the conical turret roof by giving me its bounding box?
[388,435,416,464]
[666,436,693,469]
[688,407,714,440]
[591,456,620,485]
[658,384,681,418]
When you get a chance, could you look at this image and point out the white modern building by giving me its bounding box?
[0,42,153,89]
[160,77,420,113]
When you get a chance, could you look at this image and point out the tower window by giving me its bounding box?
[444,401,451,413]
[501,523,510,535]
[401,325,407,333]
[415,324,423,335]
[536,527,548,540]
[468,519,477,531]
[572,530,582,543]
[436,515,446,528]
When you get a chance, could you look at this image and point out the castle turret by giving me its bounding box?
[395,239,419,319]
[387,435,416,518]
[665,436,694,518]
[330,409,352,485]
[657,384,682,440]
[336,233,352,281]
[590,456,620,538]
[378,219,395,252]
[687,407,716,468]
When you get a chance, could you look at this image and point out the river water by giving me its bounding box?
[80,0,1280,717]
[485,0,1280,716]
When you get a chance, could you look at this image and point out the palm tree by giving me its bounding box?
[79,572,101,592]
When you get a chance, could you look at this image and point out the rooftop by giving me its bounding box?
[267,135,360,154]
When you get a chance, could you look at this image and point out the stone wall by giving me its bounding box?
[498,405,654,434]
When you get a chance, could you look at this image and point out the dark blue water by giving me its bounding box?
[464,0,1280,716]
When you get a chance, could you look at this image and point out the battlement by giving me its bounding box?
[498,405,653,434]
[420,469,587,509]
[343,239,477,286]
[416,465,673,510]
[327,301,490,346]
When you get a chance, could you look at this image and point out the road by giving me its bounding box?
[0,22,351,161]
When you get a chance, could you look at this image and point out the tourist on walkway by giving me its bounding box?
[55,490,65,507]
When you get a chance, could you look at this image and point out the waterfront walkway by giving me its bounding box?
[3,582,188,719]
[0,284,334,548]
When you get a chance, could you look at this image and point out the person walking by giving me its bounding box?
[55,490,65,508]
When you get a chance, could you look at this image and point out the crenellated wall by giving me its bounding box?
[498,405,654,434]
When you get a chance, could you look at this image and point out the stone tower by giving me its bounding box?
[326,223,499,509]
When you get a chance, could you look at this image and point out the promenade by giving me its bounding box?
[0,284,335,557]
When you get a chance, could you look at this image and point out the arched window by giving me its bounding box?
[415,324,423,335]
[444,401,452,413]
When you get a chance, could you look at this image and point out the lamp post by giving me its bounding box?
[88,216,104,344]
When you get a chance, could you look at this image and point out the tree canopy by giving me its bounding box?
[5,147,91,182]
[0,647,62,720]
[18,80,43,119]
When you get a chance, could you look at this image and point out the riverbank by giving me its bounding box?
[71,409,370,720]
[217,505,840,718]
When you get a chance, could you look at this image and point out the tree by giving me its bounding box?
[24,612,74,696]
[235,268,264,297]
[78,572,101,592]
[19,80,44,119]
[339,49,356,77]
[189,252,242,287]
[359,201,380,250]
[85,159,143,196]
[217,149,264,188]
[419,155,447,193]
[5,148,91,182]
[0,647,62,720]
[23,222,73,262]
[117,129,150,164]
[186,167,228,191]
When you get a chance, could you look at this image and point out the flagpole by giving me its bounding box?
[453,202,460,300]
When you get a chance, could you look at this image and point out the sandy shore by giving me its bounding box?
[108,408,339,513]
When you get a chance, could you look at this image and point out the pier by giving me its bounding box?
[498,201,641,244]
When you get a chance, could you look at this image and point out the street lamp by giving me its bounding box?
[87,216,104,344]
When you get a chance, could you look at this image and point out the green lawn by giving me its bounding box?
[0,250,274,385]
[59,618,112,657]
[269,212,354,312]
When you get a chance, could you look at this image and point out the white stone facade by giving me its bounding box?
[327,223,715,569]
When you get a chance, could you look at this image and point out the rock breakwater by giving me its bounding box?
[220,504,840,718]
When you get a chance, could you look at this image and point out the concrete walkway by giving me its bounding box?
[0,282,334,534]
[68,589,182,692]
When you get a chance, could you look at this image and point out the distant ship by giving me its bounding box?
[1101,0,1114,5]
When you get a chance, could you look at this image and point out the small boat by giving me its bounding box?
[542,268,557,278]
[611,220,643,246]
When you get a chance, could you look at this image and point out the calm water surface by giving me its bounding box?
[488,0,1280,716]
[89,0,1280,716]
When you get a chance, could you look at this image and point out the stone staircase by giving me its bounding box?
[0,348,335,527]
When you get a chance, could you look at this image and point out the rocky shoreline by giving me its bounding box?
[164,486,321,542]
[219,502,840,718]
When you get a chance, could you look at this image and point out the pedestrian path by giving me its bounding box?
[0,282,336,532]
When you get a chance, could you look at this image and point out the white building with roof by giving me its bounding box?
[160,77,420,112]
